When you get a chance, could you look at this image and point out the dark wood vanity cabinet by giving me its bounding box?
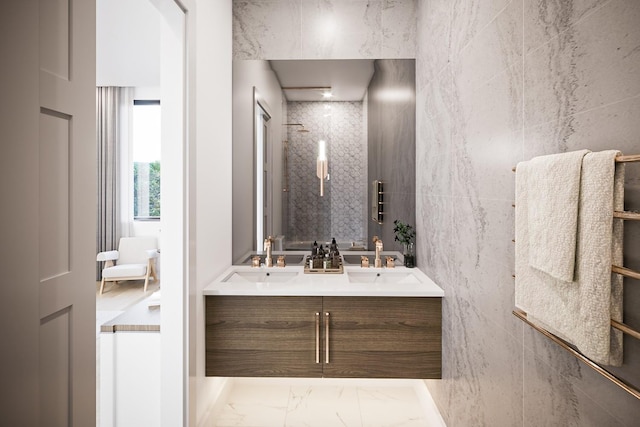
[205,296,323,377]
[205,296,441,379]
[322,297,441,378]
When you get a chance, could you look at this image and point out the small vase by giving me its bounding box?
[403,243,415,268]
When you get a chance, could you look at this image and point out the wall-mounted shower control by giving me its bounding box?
[371,180,384,224]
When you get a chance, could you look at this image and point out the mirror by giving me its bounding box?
[232,59,416,262]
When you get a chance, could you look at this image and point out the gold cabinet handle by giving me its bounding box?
[315,312,320,364]
[325,312,330,364]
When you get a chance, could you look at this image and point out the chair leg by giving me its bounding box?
[150,261,158,281]
[144,272,150,292]
[100,277,106,295]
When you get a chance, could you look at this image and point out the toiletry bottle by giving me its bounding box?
[324,252,332,269]
[315,244,324,269]
[330,237,340,266]
[309,240,318,268]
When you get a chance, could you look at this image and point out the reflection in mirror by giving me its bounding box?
[232,59,415,262]
[255,100,271,250]
[283,93,367,250]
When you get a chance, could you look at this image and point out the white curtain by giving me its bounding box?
[96,87,122,279]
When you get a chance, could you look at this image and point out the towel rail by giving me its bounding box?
[615,154,640,163]
[513,152,640,401]
[513,309,640,400]
[511,153,640,172]
[611,319,640,341]
[613,210,640,220]
[612,265,640,280]
[511,208,640,221]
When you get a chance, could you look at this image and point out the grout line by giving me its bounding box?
[355,387,364,427]
[458,0,515,58]
[283,385,291,427]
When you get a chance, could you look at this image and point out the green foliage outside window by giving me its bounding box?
[134,161,161,218]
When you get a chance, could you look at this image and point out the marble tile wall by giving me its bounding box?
[286,101,367,243]
[232,0,640,424]
[233,0,417,60]
[416,0,640,425]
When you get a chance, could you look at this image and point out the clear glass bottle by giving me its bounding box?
[404,242,415,268]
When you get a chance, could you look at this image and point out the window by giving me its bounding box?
[132,100,161,220]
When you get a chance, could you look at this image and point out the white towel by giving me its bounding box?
[527,149,589,282]
[515,150,624,366]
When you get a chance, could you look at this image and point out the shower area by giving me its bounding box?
[282,101,368,249]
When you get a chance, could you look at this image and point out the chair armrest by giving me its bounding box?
[97,250,119,262]
[146,249,159,259]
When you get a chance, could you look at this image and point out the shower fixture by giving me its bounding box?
[283,123,310,133]
[282,86,333,101]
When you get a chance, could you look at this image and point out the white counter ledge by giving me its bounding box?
[202,264,444,297]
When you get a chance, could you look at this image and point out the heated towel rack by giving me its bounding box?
[512,153,640,400]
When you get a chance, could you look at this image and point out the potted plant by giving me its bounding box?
[393,219,415,268]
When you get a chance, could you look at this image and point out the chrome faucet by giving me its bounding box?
[373,236,383,268]
[264,236,274,267]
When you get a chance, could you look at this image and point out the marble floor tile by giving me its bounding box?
[358,387,429,427]
[228,383,293,407]
[216,403,288,427]
[286,385,361,427]
[211,380,439,427]
[216,383,291,427]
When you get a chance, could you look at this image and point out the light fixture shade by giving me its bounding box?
[318,140,327,160]
[316,140,328,196]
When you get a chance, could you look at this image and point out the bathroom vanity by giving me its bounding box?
[203,262,443,379]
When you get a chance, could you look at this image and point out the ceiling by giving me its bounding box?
[96,0,161,87]
[269,59,375,102]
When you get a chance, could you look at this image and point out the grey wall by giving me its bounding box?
[232,60,284,262]
[416,1,640,425]
[285,101,367,244]
[367,59,416,252]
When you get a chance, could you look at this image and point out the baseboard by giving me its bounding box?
[197,377,234,427]
[413,380,447,427]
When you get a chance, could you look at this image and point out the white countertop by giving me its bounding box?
[203,264,444,297]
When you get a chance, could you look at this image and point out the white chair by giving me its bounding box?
[97,237,159,295]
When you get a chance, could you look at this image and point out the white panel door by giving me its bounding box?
[0,1,96,425]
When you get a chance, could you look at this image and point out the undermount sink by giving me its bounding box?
[342,253,401,266]
[342,254,373,265]
[347,271,420,284]
[222,271,299,283]
[239,254,305,265]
